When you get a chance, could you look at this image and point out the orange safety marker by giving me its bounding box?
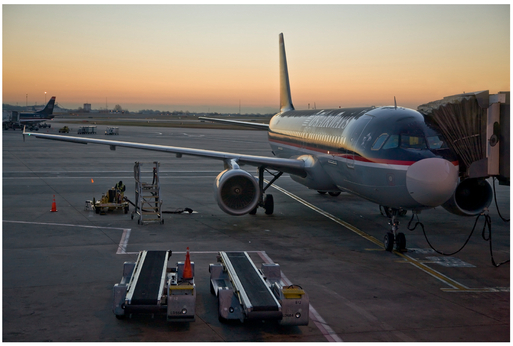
[50,195,58,212]
[182,247,193,280]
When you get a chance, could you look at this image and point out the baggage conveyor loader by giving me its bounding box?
[209,251,309,325]
[112,249,196,322]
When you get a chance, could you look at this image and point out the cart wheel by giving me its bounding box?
[95,207,100,214]
[124,206,129,214]
[131,214,134,220]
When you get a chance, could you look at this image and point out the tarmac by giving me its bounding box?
[3,121,510,342]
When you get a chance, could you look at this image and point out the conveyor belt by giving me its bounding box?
[131,251,167,305]
[226,252,279,311]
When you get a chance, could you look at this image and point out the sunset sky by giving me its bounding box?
[2,4,510,114]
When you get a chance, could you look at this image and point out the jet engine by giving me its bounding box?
[442,178,493,216]
[214,168,260,216]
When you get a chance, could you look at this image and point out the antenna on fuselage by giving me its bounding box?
[394,96,397,110]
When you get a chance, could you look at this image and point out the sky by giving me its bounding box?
[2,4,510,114]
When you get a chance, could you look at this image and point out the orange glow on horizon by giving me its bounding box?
[3,5,509,113]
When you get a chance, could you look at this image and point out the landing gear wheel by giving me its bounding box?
[398,209,407,217]
[317,191,327,195]
[249,207,257,215]
[264,194,274,215]
[328,191,341,197]
[395,232,406,252]
[384,232,394,252]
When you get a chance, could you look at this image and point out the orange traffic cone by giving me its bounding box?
[50,195,58,212]
[182,247,193,280]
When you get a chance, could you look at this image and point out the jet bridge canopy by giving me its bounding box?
[418,91,510,184]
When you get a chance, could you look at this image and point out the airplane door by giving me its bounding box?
[346,117,372,168]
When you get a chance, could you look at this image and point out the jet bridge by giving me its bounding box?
[418,90,510,185]
[209,251,309,325]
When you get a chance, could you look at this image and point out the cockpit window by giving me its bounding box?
[427,135,448,149]
[380,134,447,150]
[371,133,389,150]
[400,135,427,150]
[382,135,399,149]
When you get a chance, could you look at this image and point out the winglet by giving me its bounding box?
[22,126,26,142]
[279,33,294,113]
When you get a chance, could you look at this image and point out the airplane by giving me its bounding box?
[5,96,56,131]
[22,34,493,252]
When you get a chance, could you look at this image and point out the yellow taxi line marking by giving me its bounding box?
[267,182,471,291]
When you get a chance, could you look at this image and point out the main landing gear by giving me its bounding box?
[249,167,283,215]
[382,207,407,252]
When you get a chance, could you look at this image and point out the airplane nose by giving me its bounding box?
[406,158,458,207]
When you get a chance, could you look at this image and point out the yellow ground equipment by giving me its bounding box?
[93,187,129,214]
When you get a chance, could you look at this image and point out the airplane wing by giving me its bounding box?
[198,117,269,130]
[22,129,306,177]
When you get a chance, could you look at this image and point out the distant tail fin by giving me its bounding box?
[279,33,294,112]
[38,96,56,114]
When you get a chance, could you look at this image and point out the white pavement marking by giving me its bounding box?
[257,251,343,342]
[3,220,130,256]
[116,229,131,254]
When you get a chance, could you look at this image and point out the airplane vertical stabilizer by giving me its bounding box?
[38,97,56,114]
[279,33,294,112]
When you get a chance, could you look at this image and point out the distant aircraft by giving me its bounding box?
[23,34,492,251]
[5,97,56,131]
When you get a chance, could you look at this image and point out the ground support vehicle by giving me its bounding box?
[3,111,22,130]
[112,250,196,322]
[59,126,70,133]
[209,251,309,325]
[77,125,97,134]
[105,126,119,135]
[93,187,129,214]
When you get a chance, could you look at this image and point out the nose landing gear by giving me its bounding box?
[383,207,407,252]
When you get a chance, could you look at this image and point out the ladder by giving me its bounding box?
[132,161,164,224]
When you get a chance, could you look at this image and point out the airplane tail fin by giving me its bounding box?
[279,33,294,112]
[38,97,56,115]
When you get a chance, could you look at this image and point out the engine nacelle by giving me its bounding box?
[442,178,493,216]
[214,169,259,216]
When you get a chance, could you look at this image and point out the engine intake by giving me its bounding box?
[442,178,493,216]
[214,169,259,216]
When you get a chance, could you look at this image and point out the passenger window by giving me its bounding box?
[400,135,427,149]
[371,134,388,150]
[382,135,399,149]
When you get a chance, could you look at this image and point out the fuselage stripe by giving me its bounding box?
[269,137,458,167]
